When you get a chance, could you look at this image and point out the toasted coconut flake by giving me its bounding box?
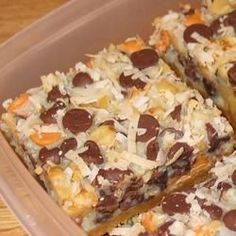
[121,151,158,170]
[66,150,91,178]
[127,114,139,154]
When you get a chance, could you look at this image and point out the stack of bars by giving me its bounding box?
[1,0,236,235]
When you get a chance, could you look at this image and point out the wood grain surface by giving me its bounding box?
[0,0,66,44]
[0,1,67,235]
[0,199,26,236]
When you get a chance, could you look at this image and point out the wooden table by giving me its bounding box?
[0,1,67,235]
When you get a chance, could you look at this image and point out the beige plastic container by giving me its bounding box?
[0,0,199,235]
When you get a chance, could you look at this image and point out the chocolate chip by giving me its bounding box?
[196,197,207,209]
[72,72,93,87]
[119,73,147,90]
[183,24,213,43]
[134,78,147,89]
[202,77,216,96]
[40,109,57,124]
[203,203,223,220]
[162,193,190,215]
[105,168,132,183]
[184,187,197,194]
[217,181,232,200]
[217,181,232,191]
[157,221,174,236]
[170,105,182,122]
[62,108,93,134]
[223,209,236,231]
[146,140,159,161]
[217,181,232,198]
[205,123,219,152]
[210,18,221,34]
[120,178,144,210]
[121,90,128,97]
[136,114,160,142]
[47,86,66,102]
[96,195,119,213]
[167,142,193,165]
[40,101,65,124]
[219,135,231,143]
[95,168,133,185]
[224,10,236,29]
[119,73,134,88]
[232,170,236,185]
[148,169,168,190]
[211,10,236,34]
[39,147,62,164]
[79,140,103,165]
[159,128,184,140]
[228,63,236,86]
[60,137,77,155]
[130,48,159,69]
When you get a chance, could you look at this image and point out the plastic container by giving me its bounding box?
[0,0,199,235]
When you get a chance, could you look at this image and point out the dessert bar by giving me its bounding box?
[1,37,234,232]
[149,0,236,130]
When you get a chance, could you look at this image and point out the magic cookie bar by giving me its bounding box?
[0,37,234,232]
[149,0,236,130]
[109,153,236,236]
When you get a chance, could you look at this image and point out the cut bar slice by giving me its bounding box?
[88,154,213,236]
[149,1,236,130]
[109,153,236,236]
[1,37,234,232]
